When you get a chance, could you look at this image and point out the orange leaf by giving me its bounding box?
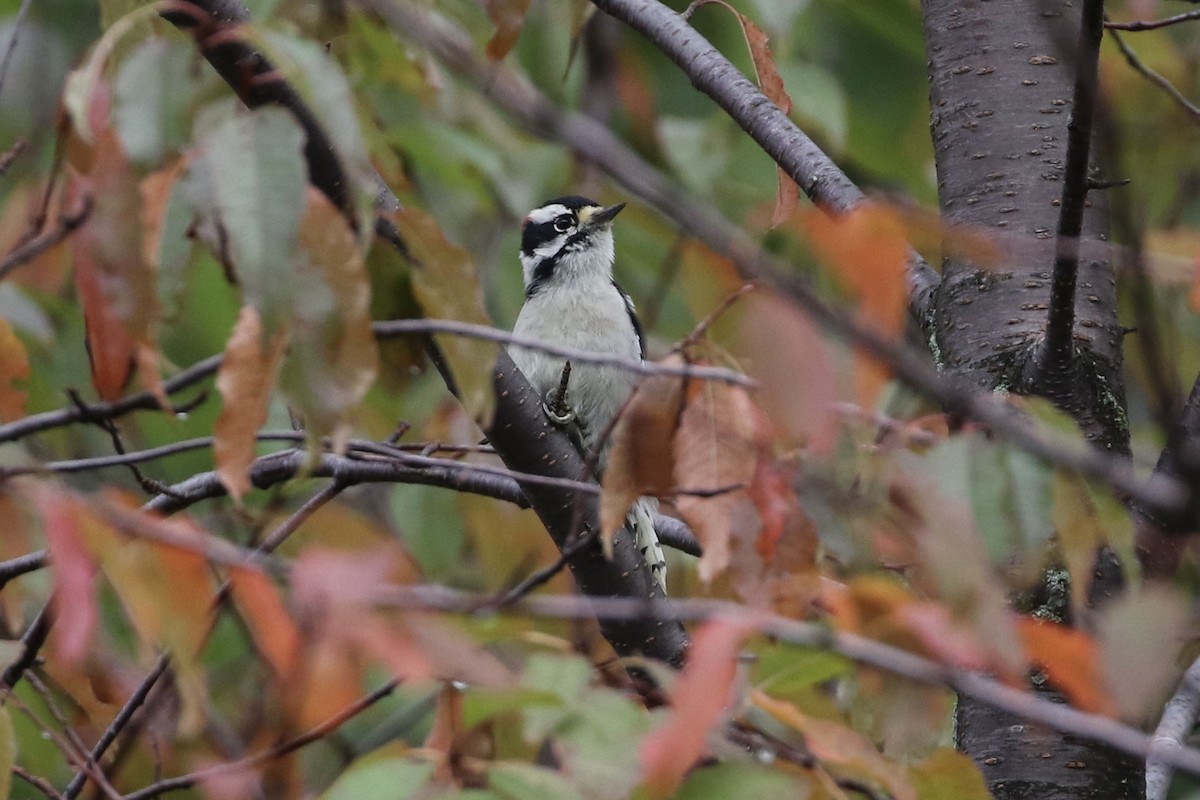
[481,0,531,60]
[805,205,907,405]
[215,306,286,502]
[600,367,684,549]
[38,491,97,666]
[738,293,838,454]
[229,565,301,680]
[1017,616,1110,714]
[674,380,763,582]
[0,318,29,422]
[640,619,753,797]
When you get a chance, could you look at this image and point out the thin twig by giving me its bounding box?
[0,138,26,178]
[1109,27,1200,121]
[1105,10,1200,31]
[0,354,220,444]
[13,763,66,799]
[0,196,91,281]
[1,603,50,690]
[373,318,754,386]
[0,0,34,103]
[672,283,754,354]
[1147,655,1200,800]
[118,680,398,800]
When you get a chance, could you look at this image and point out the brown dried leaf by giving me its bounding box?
[600,366,684,548]
[692,0,796,227]
[280,188,379,445]
[215,306,286,502]
[481,0,531,60]
[1017,617,1110,714]
[674,379,762,582]
[38,490,98,666]
[753,690,916,800]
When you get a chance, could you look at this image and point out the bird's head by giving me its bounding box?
[519,196,625,295]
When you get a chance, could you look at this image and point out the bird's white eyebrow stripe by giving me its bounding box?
[526,204,571,224]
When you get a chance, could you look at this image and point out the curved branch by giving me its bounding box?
[590,0,940,317]
[1147,654,1200,800]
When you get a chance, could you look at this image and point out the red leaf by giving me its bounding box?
[70,131,161,401]
[38,491,97,666]
[640,619,753,797]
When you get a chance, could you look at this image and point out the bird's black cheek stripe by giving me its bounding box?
[521,220,560,256]
[525,253,560,298]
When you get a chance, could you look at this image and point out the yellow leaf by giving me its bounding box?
[0,317,28,422]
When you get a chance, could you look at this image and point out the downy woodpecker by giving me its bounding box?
[510,196,667,592]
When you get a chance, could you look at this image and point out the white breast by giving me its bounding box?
[511,277,641,457]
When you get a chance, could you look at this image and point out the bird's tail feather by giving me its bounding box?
[629,497,666,594]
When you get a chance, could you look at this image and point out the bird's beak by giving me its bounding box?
[582,202,626,228]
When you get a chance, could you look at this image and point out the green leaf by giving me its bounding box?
[908,748,990,800]
[114,38,198,166]
[198,106,308,329]
[488,761,584,800]
[462,686,563,729]
[317,750,435,800]
[674,763,807,799]
[751,641,850,696]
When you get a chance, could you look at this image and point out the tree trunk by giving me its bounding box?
[922,0,1141,796]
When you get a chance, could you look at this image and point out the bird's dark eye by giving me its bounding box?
[553,214,573,232]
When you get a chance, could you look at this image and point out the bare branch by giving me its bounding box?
[1109,28,1200,121]
[119,680,398,800]
[1147,655,1200,800]
[373,318,754,386]
[0,550,47,588]
[374,585,1200,778]
[1105,10,1200,31]
[0,196,91,281]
